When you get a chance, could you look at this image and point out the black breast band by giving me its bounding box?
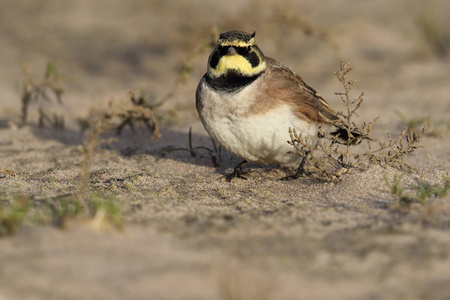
[205,70,263,92]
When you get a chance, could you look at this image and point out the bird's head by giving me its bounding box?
[207,31,266,78]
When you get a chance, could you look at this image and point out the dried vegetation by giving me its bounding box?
[78,93,160,196]
[20,62,64,128]
[288,62,425,183]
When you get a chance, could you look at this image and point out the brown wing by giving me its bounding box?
[264,58,340,124]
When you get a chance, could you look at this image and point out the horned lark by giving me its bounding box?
[196,30,361,181]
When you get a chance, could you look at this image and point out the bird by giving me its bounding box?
[196,30,361,182]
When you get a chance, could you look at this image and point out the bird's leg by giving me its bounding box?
[280,152,310,180]
[226,160,248,182]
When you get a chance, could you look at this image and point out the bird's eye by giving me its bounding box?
[247,46,252,51]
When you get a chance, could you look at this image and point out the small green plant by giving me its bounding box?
[161,127,222,167]
[383,173,416,206]
[383,174,450,207]
[87,194,123,230]
[50,194,123,230]
[20,62,64,127]
[50,193,123,230]
[396,111,449,137]
[396,111,429,131]
[47,195,85,227]
[383,173,405,197]
[0,196,30,236]
[416,178,449,202]
[0,193,123,235]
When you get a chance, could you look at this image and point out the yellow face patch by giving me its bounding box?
[208,53,266,77]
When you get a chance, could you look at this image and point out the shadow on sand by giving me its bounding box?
[28,125,239,171]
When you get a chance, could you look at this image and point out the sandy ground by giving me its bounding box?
[1,0,450,299]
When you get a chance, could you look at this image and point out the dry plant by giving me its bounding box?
[288,62,425,183]
[114,93,161,136]
[78,93,160,197]
[19,62,64,127]
[161,127,222,167]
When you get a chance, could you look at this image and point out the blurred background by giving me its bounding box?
[1,0,449,131]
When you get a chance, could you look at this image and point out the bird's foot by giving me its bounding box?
[226,160,248,182]
[280,158,310,181]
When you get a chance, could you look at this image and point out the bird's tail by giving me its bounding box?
[329,125,369,145]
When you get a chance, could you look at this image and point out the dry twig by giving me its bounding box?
[78,93,160,197]
[288,62,425,183]
[20,62,64,127]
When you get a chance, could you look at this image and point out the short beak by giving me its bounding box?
[227,46,237,55]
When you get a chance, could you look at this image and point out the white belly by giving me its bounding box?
[198,80,318,165]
